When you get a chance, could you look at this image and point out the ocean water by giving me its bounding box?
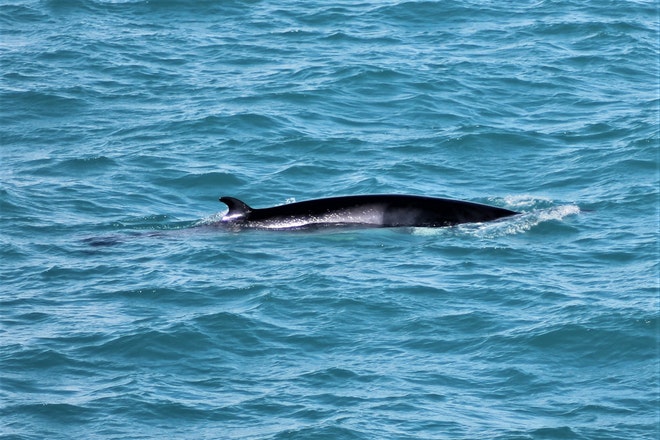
[1,0,658,439]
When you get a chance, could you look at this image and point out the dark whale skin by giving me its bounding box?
[218,194,518,230]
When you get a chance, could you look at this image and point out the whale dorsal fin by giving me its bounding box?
[219,196,253,220]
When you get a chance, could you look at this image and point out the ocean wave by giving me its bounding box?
[2,0,657,439]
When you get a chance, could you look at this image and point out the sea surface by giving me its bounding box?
[1,1,658,439]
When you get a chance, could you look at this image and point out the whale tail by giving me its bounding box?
[219,197,252,221]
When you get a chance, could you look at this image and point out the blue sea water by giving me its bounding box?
[1,0,659,438]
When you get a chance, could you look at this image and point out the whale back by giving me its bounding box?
[380,196,516,227]
[218,194,518,229]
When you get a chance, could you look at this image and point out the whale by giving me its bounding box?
[218,194,518,230]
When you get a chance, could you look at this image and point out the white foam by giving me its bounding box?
[194,212,225,226]
[502,194,554,209]
[464,204,581,238]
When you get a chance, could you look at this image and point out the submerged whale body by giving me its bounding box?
[218,194,518,230]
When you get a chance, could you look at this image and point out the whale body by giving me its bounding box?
[218,194,518,230]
